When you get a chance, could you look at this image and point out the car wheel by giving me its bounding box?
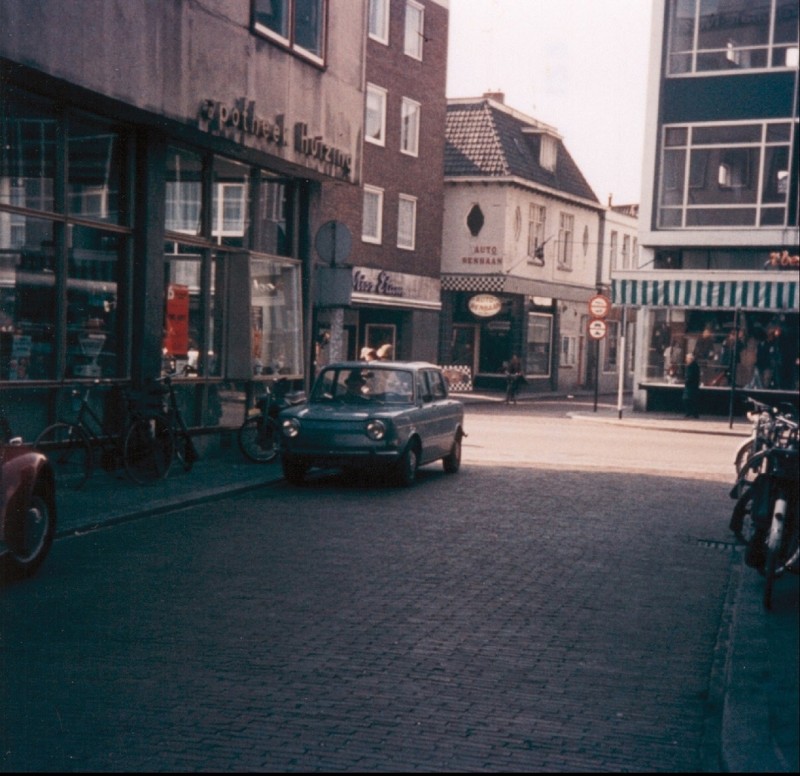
[4,487,56,580]
[394,443,419,487]
[282,455,308,486]
[442,435,461,474]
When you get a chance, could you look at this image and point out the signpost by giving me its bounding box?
[587,294,611,413]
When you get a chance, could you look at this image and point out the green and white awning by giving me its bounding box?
[611,271,798,311]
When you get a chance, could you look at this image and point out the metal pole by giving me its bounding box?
[728,307,740,429]
[594,337,600,412]
[617,305,627,419]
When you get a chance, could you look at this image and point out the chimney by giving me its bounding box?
[483,91,505,104]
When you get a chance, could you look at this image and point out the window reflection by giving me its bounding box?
[166,147,203,236]
[67,119,123,224]
[212,157,249,247]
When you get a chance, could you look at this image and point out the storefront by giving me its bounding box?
[612,269,799,412]
[0,77,356,447]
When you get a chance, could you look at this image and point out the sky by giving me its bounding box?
[446,0,654,206]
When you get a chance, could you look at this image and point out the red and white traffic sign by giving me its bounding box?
[588,319,607,340]
[588,294,611,318]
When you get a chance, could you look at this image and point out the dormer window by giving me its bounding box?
[540,135,557,171]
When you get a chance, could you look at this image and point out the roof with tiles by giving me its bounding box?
[445,97,600,205]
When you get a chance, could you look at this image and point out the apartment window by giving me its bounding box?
[368,0,389,44]
[658,120,796,228]
[362,185,383,243]
[666,0,798,75]
[557,212,574,270]
[609,230,618,270]
[400,98,421,156]
[253,0,326,64]
[527,204,546,262]
[397,194,417,250]
[632,238,638,266]
[404,0,424,60]
[621,234,631,269]
[366,84,387,147]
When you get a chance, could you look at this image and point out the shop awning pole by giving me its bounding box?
[728,307,740,429]
[617,305,627,419]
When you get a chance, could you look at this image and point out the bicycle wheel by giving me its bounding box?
[175,429,198,472]
[729,487,757,545]
[763,490,788,610]
[123,415,174,484]
[34,422,92,490]
[238,415,279,463]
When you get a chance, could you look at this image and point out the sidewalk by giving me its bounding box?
[50,389,796,773]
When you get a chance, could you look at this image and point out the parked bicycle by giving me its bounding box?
[729,404,799,609]
[148,375,199,472]
[34,382,173,488]
[238,378,305,463]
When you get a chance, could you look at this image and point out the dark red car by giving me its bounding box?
[0,438,57,580]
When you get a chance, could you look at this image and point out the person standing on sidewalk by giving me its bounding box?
[504,354,524,404]
[683,353,701,418]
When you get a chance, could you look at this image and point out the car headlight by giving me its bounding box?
[365,419,387,441]
[281,417,300,438]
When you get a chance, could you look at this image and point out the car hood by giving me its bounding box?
[280,403,413,421]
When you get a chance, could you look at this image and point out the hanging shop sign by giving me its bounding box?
[468,294,503,318]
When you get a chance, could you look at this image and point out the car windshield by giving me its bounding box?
[311,367,414,405]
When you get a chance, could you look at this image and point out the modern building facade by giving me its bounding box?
[0,0,365,446]
[439,93,618,394]
[613,0,799,412]
[313,0,448,370]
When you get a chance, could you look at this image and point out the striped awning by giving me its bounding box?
[611,271,799,311]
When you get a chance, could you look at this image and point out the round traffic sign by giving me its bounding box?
[588,294,611,318]
[588,319,607,339]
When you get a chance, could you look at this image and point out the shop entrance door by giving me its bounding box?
[451,324,478,374]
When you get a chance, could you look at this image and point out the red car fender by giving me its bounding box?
[1,444,56,544]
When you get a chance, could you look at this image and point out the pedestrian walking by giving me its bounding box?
[682,353,700,418]
[504,354,525,404]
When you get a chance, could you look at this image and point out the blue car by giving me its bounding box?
[279,361,465,486]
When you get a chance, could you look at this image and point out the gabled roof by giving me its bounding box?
[445,98,600,205]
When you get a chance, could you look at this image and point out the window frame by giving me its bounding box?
[252,0,327,66]
[527,203,546,261]
[365,83,388,147]
[665,0,799,76]
[368,0,389,44]
[557,212,574,271]
[362,185,384,244]
[400,97,421,157]
[397,194,417,250]
[403,0,425,60]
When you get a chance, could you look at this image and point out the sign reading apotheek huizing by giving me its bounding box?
[468,294,502,318]
[199,98,352,178]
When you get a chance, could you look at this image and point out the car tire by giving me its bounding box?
[282,455,308,486]
[442,435,461,474]
[394,443,419,487]
[3,487,56,580]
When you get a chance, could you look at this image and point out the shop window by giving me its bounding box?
[603,320,619,371]
[526,313,552,377]
[212,157,250,247]
[252,0,326,64]
[404,0,424,60]
[366,84,387,147]
[400,97,420,157]
[253,176,290,256]
[166,147,203,236]
[368,0,389,44]
[560,335,577,367]
[250,256,303,376]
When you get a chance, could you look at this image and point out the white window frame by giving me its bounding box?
[540,134,557,171]
[404,0,424,60]
[609,230,618,270]
[658,119,794,228]
[362,185,384,244]
[527,203,546,260]
[621,234,631,270]
[365,83,387,147]
[397,194,417,250]
[368,0,389,44]
[400,97,421,157]
[557,212,574,271]
[252,0,327,66]
[560,335,577,367]
[666,0,799,76]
